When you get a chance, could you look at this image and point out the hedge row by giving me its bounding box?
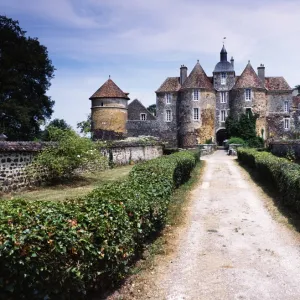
[0,150,199,299]
[237,148,300,211]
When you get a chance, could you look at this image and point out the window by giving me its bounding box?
[284,118,290,130]
[284,101,289,113]
[221,110,226,122]
[193,108,199,120]
[166,110,171,122]
[193,89,199,101]
[166,93,171,104]
[221,73,226,85]
[245,89,251,101]
[220,92,227,103]
[100,102,104,106]
[140,113,146,121]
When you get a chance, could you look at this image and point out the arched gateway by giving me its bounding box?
[216,128,227,146]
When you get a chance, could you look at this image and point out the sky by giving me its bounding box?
[1,0,300,131]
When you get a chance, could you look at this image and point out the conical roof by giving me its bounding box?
[233,62,264,89]
[181,61,213,90]
[89,78,130,99]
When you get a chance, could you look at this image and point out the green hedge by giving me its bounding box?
[237,148,300,211]
[0,150,199,299]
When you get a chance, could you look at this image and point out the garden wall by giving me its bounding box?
[269,140,300,159]
[0,140,163,193]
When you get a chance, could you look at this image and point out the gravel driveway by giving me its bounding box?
[151,150,300,300]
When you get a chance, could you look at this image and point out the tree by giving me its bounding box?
[77,114,91,136]
[147,104,156,116]
[0,16,55,140]
[295,85,300,96]
[41,118,71,141]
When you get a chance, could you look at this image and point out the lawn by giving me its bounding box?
[1,165,133,202]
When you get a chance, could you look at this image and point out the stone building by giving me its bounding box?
[89,78,130,140]
[90,45,297,147]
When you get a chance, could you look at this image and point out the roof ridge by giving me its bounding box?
[89,78,130,99]
[181,61,213,90]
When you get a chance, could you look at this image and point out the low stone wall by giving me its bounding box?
[0,139,163,193]
[269,140,300,158]
[198,144,217,156]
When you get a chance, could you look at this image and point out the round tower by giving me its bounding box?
[89,77,130,140]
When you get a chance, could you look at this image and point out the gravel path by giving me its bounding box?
[151,150,300,300]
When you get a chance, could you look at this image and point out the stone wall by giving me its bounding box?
[0,140,163,193]
[156,92,179,148]
[179,89,216,147]
[198,144,217,155]
[269,140,300,159]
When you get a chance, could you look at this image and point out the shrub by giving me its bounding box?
[237,148,300,211]
[0,151,198,298]
[33,127,108,180]
[228,137,246,146]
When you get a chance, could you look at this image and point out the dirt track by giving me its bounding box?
[137,150,300,300]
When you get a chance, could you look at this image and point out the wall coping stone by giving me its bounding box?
[0,142,54,152]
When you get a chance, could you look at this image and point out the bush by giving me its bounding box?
[0,151,198,299]
[228,137,246,146]
[33,127,108,180]
[237,148,300,211]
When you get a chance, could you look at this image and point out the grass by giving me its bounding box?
[1,165,133,202]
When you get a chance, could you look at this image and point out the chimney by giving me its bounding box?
[230,56,234,69]
[180,65,188,85]
[257,64,265,84]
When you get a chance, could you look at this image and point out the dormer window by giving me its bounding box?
[140,113,146,121]
[245,89,251,101]
[221,73,226,85]
[193,89,199,101]
[166,93,171,104]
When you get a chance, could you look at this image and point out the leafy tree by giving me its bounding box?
[34,127,108,179]
[77,114,91,136]
[0,15,55,140]
[295,85,300,96]
[147,104,156,116]
[225,110,264,147]
[41,118,71,141]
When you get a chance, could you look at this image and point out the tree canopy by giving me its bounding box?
[77,114,91,136]
[147,104,156,116]
[41,118,71,141]
[0,15,55,140]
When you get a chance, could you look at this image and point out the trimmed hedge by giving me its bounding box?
[237,148,300,211]
[0,150,199,299]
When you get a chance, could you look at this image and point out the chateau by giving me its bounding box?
[90,45,299,148]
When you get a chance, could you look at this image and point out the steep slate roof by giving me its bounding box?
[128,99,156,120]
[181,61,213,90]
[265,77,291,91]
[156,77,181,93]
[89,78,130,99]
[233,62,264,89]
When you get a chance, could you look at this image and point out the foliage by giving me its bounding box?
[228,137,246,146]
[0,15,55,141]
[41,118,71,141]
[237,148,300,212]
[225,111,257,141]
[33,127,108,179]
[204,138,213,144]
[0,150,198,298]
[77,114,91,136]
[146,104,156,116]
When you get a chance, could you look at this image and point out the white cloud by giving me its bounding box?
[1,0,300,129]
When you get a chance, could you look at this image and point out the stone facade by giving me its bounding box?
[93,45,297,148]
